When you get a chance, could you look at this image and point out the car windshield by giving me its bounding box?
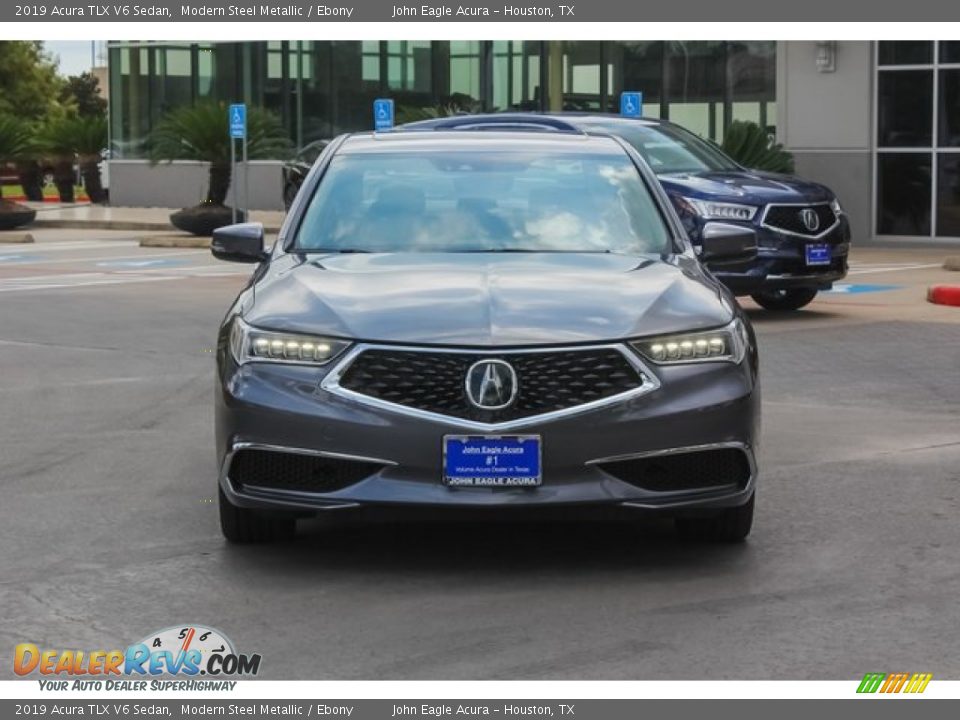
[577,120,739,174]
[293,150,673,254]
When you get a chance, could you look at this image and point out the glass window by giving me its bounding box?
[108,44,152,158]
[665,42,726,142]
[492,41,541,110]
[448,41,482,106]
[572,119,738,174]
[937,155,960,237]
[877,153,932,236]
[605,41,663,117]
[295,150,672,255]
[878,70,933,147]
[940,42,960,64]
[938,69,960,147]
[729,41,776,132]
[560,41,602,111]
[878,42,933,66]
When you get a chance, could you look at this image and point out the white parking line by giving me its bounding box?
[2,240,141,253]
[0,249,207,266]
[847,263,940,276]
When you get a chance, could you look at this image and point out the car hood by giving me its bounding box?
[659,169,834,204]
[245,253,731,346]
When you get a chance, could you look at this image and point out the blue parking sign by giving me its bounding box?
[373,98,394,131]
[229,103,246,139]
[620,91,643,118]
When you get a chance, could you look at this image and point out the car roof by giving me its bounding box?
[339,130,629,156]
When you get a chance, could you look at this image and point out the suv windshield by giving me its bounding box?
[294,150,673,255]
[576,120,739,175]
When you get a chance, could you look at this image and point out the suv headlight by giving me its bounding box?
[679,197,758,222]
[228,318,350,366]
[830,197,844,216]
[631,319,748,365]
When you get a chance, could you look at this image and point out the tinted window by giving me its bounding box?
[295,150,673,255]
[877,153,931,236]
[878,42,933,66]
[576,121,739,174]
[878,71,933,147]
[939,70,960,148]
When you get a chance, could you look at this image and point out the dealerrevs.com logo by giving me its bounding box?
[14,625,261,688]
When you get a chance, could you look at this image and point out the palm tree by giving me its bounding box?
[72,116,108,203]
[38,117,79,203]
[148,102,291,206]
[721,120,794,174]
[0,115,38,229]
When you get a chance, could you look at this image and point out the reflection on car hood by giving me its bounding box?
[246,252,731,345]
[659,169,834,204]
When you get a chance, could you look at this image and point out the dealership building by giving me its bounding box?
[106,40,960,242]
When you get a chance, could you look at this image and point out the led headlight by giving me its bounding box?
[631,319,748,365]
[830,197,844,216]
[680,197,758,222]
[229,318,350,366]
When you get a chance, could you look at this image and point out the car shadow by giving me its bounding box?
[221,509,754,579]
[743,306,847,324]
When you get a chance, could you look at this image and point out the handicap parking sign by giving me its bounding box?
[620,91,643,118]
[373,98,394,131]
[229,103,246,139]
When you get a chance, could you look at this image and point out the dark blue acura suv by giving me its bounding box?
[404,114,850,311]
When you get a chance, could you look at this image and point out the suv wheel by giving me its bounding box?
[675,493,754,543]
[751,288,818,311]
[219,487,296,543]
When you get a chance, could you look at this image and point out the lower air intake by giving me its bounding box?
[229,448,383,493]
[598,448,752,492]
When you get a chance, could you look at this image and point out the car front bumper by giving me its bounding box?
[704,215,851,296]
[215,346,760,515]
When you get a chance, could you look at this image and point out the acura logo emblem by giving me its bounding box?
[465,359,518,410]
[800,208,820,232]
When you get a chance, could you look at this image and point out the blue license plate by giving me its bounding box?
[443,435,541,487]
[805,243,831,266]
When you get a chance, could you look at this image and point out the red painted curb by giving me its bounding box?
[927,285,960,306]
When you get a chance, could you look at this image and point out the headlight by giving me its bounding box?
[680,197,758,222]
[830,197,843,216]
[631,319,748,365]
[228,318,350,366]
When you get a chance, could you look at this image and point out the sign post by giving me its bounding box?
[620,91,643,118]
[373,98,394,132]
[229,103,247,225]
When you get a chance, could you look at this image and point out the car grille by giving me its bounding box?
[229,448,383,493]
[338,348,645,424]
[597,448,752,492]
[763,204,837,236]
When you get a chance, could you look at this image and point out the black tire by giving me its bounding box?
[219,486,296,543]
[751,288,818,311]
[675,493,754,543]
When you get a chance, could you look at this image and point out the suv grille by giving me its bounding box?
[230,448,383,493]
[597,448,751,492]
[764,204,836,237]
[338,348,645,424]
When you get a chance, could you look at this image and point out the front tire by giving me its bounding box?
[675,493,754,543]
[219,487,296,543]
[751,288,818,311]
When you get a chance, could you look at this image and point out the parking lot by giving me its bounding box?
[1,229,959,680]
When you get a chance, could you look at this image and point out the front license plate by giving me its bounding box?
[805,243,831,266]
[443,435,541,487]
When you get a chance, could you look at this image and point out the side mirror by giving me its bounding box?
[700,222,758,263]
[211,223,267,263]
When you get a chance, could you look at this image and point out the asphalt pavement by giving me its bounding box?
[1,230,959,680]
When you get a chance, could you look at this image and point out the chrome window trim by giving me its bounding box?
[760,201,841,240]
[320,342,661,431]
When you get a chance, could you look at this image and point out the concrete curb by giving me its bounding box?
[140,235,211,249]
[927,285,960,306]
[943,256,960,271]
[0,232,35,244]
[32,219,174,231]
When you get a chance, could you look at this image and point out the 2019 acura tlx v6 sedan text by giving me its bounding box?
[211,124,761,544]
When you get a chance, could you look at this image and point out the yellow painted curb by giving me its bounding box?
[0,232,35,244]
[140,235,211,249]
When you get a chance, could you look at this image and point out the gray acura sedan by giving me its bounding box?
[211,125,761,544]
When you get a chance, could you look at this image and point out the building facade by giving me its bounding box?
[106,40,960,243]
